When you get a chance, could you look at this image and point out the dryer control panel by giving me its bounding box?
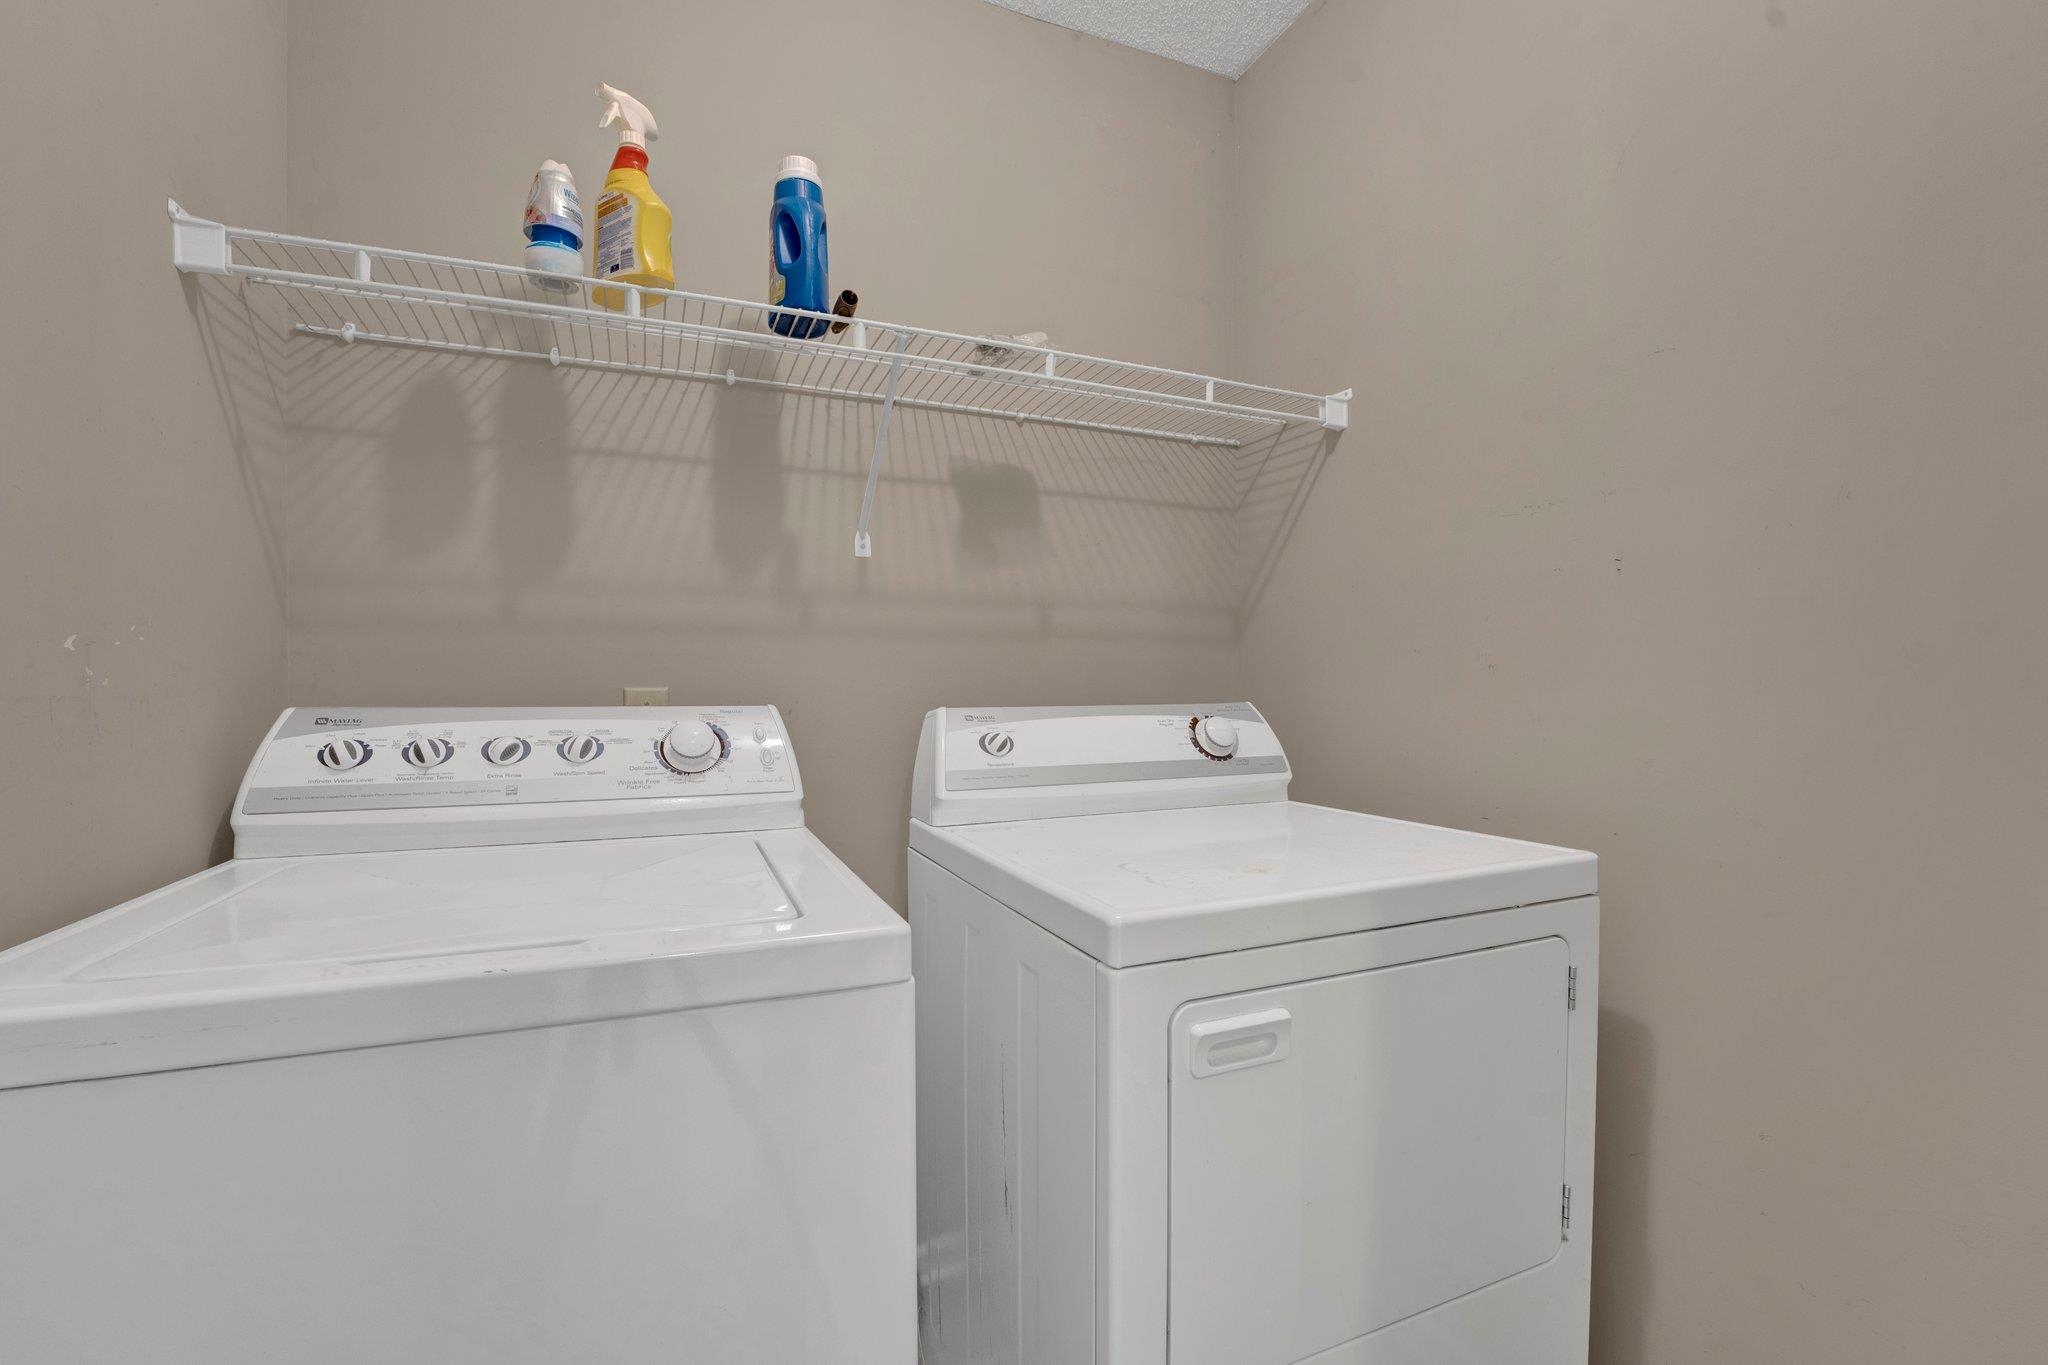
[913,704,1291,827]
[234,707,802,858]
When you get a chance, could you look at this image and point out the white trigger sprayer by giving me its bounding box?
[597,83,659,149]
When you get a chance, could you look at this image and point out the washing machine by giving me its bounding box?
[0,706,913,1365]
[909,703,1598,1364]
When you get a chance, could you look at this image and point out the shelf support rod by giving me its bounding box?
[854,333,911,558]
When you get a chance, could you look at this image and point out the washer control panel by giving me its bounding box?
[241,707,794,816]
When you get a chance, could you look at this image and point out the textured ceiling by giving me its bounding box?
[983,0,1316,79]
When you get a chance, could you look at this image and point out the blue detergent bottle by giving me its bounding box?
[768,155,830,338]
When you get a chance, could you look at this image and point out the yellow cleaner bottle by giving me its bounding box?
[591,83,673,311]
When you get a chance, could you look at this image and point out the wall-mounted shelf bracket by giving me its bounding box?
[1321,389,1353,431]
[168,199,230,275]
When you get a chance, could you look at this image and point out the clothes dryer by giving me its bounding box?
[909,703,1597,1364]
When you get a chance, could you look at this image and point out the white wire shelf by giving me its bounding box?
[170,200,1346,559]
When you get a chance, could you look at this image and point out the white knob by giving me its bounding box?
[557,734,605,765]
[661,721,723,774]
[1194,716,1239,759]
[401,737,454,770]
[481,736,531,767]
[316,737,371,771]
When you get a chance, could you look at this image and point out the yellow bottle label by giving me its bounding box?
[594,192,637,279]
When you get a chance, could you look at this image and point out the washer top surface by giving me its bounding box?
[0,828,907,1089]
[0,706,907,1090]
[8,833,807,989]
[912,800,1594,966]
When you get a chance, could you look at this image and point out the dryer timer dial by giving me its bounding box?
[1191,715,1239,760]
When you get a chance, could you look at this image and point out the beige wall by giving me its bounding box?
[275,0,1243,910]
[9,2,2045,1358]
[1233,2,2048,1360]
[0,2,288,948]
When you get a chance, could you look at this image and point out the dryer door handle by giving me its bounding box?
[1187,1008,1292,1078]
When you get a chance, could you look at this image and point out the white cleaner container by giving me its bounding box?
[523,160,584,282]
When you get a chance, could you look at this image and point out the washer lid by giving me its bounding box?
[0,829,907,1088]
[911,801,1595,966]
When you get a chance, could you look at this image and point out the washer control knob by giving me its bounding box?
[480,736,531,767]
[1192,715,1239,760]
[316,737,371,771]
[557,734,605,765]
[400,737,455,770]
[660,721,723,774]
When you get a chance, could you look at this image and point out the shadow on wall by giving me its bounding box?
[185,276,289,611]
[385,374,476,562]
[1590,1008,1655,1365]
[711,350,796,585]
[183,275,289,870]
[192,277,1338,659]
[493,360,575,593]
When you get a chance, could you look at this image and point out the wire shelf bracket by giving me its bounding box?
[170,200,1347,558]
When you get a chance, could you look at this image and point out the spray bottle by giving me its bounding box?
[591,83,673,311]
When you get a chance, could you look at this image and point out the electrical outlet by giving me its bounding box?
[623,687,668,706]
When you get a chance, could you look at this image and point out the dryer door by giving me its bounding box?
[1167,938,1572,1364]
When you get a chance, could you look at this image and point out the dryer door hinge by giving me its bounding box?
[1562,1184,1574,1238]
[1567,966,1579,1011]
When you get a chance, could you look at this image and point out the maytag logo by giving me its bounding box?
[313,716,363,727]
